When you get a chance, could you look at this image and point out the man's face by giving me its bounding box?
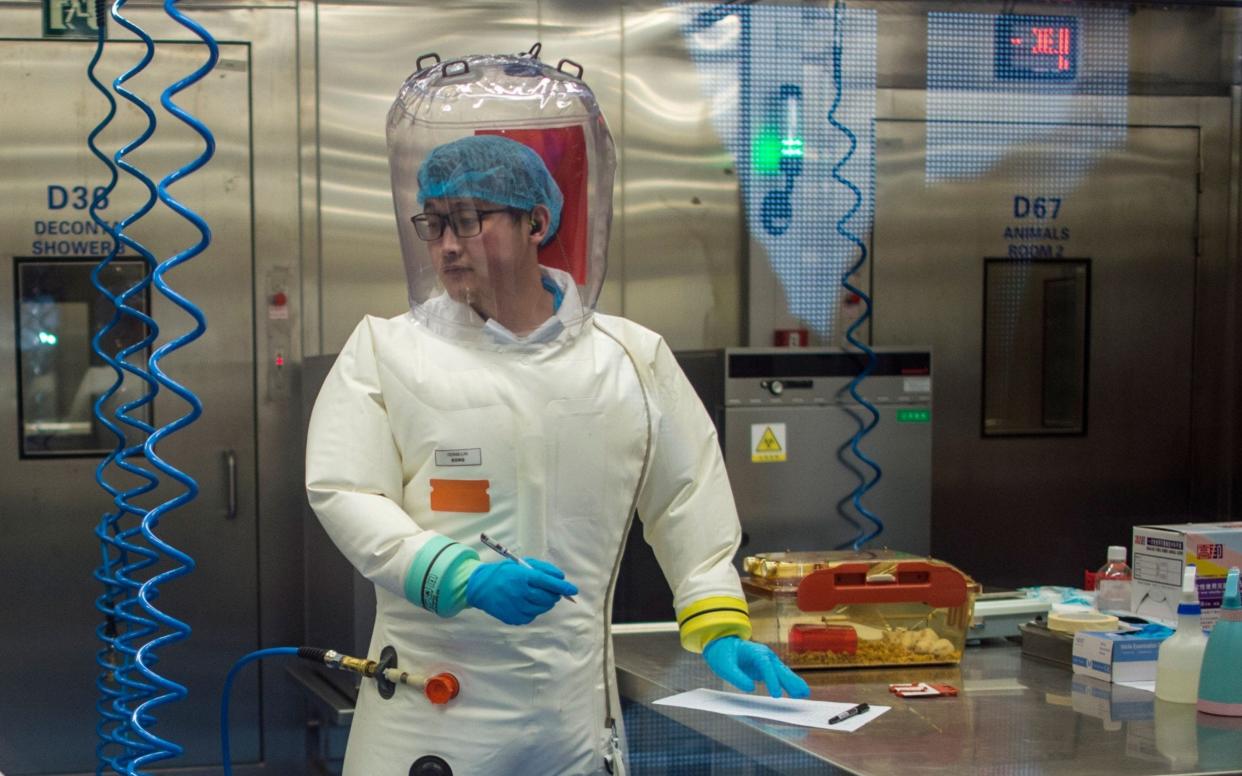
[422,197,533,315]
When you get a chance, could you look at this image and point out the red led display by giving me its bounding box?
[995,16,1079,81]
[1030,26,1073,71]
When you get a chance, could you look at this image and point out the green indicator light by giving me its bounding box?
[896,408,931,423]
[751,129,784,174]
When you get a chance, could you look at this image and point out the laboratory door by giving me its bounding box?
[0,40,261,771]
[871,120,1200,588]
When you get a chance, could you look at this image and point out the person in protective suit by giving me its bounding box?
[305,52,808,776]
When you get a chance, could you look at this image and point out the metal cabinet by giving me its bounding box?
[722,348,933,558]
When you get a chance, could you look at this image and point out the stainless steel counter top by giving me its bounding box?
[613,631,1242,776]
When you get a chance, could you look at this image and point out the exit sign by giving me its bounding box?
[43,0,102,39]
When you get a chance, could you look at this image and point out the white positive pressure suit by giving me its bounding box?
[306,281,751,774]
[305,52,766,775]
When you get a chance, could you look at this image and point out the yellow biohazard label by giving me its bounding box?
[751,423,787,463]
[756,428,782,451]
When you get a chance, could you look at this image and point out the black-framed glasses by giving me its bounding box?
[411,208,515,241]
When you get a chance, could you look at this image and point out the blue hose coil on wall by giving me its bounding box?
[827,1,883,550]
[129,2,218,770]
[87,1,218,772]
[89,2,165,770]
[86,20,139,767]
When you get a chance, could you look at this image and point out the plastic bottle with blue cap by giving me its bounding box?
[1197,566,1242,716]
[1154,565,1207,703]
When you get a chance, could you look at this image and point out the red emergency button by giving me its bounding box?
[271,291,288,307]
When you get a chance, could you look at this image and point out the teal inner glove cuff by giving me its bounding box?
[436,555,480,617]
[703,635,811,699]
[404,536,480,617]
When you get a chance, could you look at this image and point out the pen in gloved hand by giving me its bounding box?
[479,533,578,604]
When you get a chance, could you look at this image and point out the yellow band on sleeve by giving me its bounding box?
[676,596,752,653]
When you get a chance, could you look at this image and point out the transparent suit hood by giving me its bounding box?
[387,51,616,344]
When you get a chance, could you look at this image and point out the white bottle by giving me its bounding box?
[1155,566,1208,703]
[1095,545,1132,613]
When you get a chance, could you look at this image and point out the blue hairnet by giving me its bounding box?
[416,135,563,245]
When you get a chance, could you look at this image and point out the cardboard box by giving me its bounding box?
[1072,630,1164,683]
[1132,522,1242,629]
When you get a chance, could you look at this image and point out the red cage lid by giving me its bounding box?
[796,561,969,612]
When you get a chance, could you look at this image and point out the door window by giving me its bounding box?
[15,258,151,456]
[982,258,1090,436]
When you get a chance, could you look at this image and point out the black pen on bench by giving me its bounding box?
[828,703,869,725]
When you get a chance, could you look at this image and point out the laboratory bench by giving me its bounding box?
[612,628,1242,776]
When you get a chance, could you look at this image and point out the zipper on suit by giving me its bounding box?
[596,321,654,776]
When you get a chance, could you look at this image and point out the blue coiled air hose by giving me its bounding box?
[827,0,884,550]
[87,1,218,772]
[126,2,218,772]
[89,1,166,771]
[86,12,136,767]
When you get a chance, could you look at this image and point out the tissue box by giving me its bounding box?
[1072,630,1163,683]
[1132,522,1242,629]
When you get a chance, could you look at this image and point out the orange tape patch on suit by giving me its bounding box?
[429,479,491,513]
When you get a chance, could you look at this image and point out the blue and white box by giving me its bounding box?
[1071,630,1164,683]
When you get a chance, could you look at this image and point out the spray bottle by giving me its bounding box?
[1197,567,1242,716]
[1155,565,1207,703]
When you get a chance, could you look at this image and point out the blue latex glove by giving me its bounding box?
[703,636,811,699]
[466,557,578,625]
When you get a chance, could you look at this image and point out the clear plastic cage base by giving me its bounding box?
[742,551,980,669]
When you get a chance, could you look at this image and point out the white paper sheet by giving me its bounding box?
[652,688,889,732]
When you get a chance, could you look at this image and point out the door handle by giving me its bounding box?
[224,449,237,519]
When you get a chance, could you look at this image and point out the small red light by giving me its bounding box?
[275,354,285,367]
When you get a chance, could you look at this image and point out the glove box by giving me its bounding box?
[742,551,980,669]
